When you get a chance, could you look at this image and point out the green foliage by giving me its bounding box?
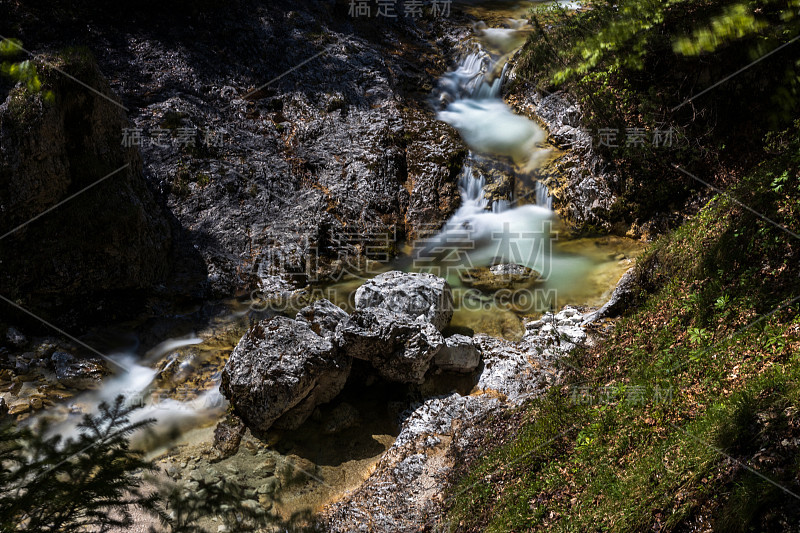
[673,3,766,55]
[0,397,284,532]
[0,397,158,532]
[0,38,52,102]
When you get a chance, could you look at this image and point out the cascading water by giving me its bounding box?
[38,333,229,451]
[420,20,574,292]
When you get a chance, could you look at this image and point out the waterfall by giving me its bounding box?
[535,181,553,210]
[415,19,577,284]
[41,339,226,450]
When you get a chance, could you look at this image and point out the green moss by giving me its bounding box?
[445,139,800,531]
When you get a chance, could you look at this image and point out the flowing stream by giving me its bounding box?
[20,3,644,525]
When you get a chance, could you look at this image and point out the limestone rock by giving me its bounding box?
[295,299,349,340]
[51,351,105,390]
[434,334,482,373]
[335,308,444,384]
[354,271,454,331]
[212,413,246,459]
[220,317,351,433]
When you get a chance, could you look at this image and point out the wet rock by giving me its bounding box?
[404,109,466,241]
[335,308,444,384]
[354,271,454,331]
[433,334,482,373]
[459,263,540,292]
[295,299,349,340]
[510,88,617,235]
[8,402,30,416]
[14,356,30,375]
[220,317,351,433]
[212,413,246,459]
[51,351,105,390]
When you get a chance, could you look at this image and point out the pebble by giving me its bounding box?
[256,457,277,476]
[9,403,30,415]
[257,477,279,495]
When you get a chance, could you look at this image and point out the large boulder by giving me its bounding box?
[335,308,444,384]
[354,271,454,331]
[295,299,349,340]
[220,317,351,433]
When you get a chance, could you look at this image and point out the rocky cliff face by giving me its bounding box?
[1,0,467,303]
[0,51,173,325]
[508,83,618,236]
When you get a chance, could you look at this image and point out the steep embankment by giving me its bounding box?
[443,2,800,531]
[0,51,173,327]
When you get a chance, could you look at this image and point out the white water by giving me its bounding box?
[44,345,226,450]
[439,99,547,170]
[436,21,547,172]
[423,20,589,292]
